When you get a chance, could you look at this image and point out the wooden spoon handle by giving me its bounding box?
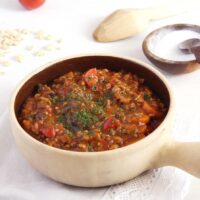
[93,0,200,42]
[156,141,200,178]
[144,0,200,20]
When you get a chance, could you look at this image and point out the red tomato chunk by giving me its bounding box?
[40,126,56,138]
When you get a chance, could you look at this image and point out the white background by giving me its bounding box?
[0,0,200,199]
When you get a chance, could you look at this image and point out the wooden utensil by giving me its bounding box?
[93,1,200,42]
[179,38,200,63]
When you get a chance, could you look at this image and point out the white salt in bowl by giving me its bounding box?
[143,24,200,74]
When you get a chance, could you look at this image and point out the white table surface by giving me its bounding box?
[0,0,200,199]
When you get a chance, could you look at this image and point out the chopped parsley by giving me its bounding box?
[95,90,113,107]
[76,108,98,128]
[64,129,73,137]
[104,89,113,99]
[91,85,96,91]
[144,93,151,101]
[84,130,92,135]
[57,113,69,129]
[52,92,84,105]
[66,92,83,102]
[85,93,92,101]
[88,144,94,151]
[96,98,104,106]
[51,97,60,105]
[91,104,104,115]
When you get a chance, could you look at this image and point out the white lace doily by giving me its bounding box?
[102,167,190,200]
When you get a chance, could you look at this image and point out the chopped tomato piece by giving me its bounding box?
[129,114,150,124]
[84,68,97,76]
[83,68,98,88]
[57,86,68,96]
[142,101,160,116]
[103,117,120,130]
[109,79,115,85]
[40,126,56,138]
[103,117,112,130]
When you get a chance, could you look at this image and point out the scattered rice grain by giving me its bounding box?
[45,35,54,40]
[33,50,46,57]
[0,71,5,75]
[56,39,63,44]
[26,45,35,51]
[44,44,55,51]
[0,29,63,65]
[56,46,61,50]
[14,55,24,63]
[0,59,10,67]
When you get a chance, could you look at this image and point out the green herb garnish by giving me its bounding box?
[85,93,92,101]
[144,93,151,101]
[57,112,74,131]
[88,144,94,151]
[91,105,103,115]
[57,113,68,128]
[95,90,113,107]
[84,130,92,135]
[76,108,97,128]
[51,97,60,105]
[66,92,83,102]
[96,98,104,106]
[64,129,73,137]
[104,89,113,100]
[91,85,96,91]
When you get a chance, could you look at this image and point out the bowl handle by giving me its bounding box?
[155,141,200,178]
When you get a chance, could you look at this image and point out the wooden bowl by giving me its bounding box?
[10,54,200,187]
[143,24,200,74]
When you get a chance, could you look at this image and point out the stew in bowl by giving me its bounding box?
[19,68,166,152]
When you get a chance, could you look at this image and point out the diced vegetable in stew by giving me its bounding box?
[19,68,166,152]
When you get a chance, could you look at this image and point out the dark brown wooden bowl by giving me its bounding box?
[143,24,200,74]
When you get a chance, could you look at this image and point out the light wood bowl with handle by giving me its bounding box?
[10,54,200,187]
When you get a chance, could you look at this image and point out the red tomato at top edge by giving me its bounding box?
[19,0,45,10]
[83,68,98,88]
[84,68,97,77]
